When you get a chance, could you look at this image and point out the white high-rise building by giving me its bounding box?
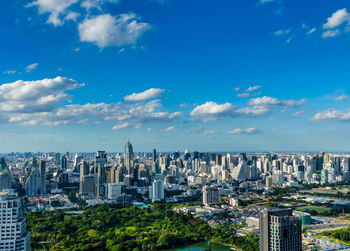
[107,183,122,199]
[0,190,30,250]
[149,180,164,202]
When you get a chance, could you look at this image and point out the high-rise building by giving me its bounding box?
[321,169,329,185]
[61,155,67,170]
[152,149,157,163]
[202,186,219,205]
[0,190,30,250]
[149,180,164,202]
[125,142,134,175]
[95,151,107,165]
[39,160,46,195]
[259,208,302,251]
[0,158,11,191]
[25,167,40,197]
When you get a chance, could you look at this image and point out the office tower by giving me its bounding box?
[80,161,89,180]
[125,142,134,175]
[202,186,219,205]
[55,153,60,166]
[39,160,46,195]
[0,158,11,191]
[61,155,67,170]
[95,151,107,165]
[79,176,95,196]
[152,149,157,163]
[73,153,83,169]
[107,183,122,199]
[173,151,180,160]
[321,169,329,185]
[232,161,248,182]
[32,157,38,168]
[25,167,40,197]
[259,208,302,251]
[0,191,30,250]
[184,149,191,161]
[149,180,164,202]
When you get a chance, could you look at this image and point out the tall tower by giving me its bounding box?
[61,155,67,170]
[125,141,134,175]
[0,191,30,250]
[260,208,302,251]
[39,160,46,195]
[152,149,157,163]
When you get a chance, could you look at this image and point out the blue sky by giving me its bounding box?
[1,0,350,152]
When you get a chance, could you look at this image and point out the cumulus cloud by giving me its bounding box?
[81,0,119,10]
[25,63,39,72]
[248,96,306,107]
[228,128,261,135]
[124,88,164,102]
[323,8,350,29]
[112,122,130,130]
[335,94,349,101]
[322,29,340,38]
[311,109,350,121]
[164,126,176,132]
[78,13,151,48]
[26,0,79,26]
[246,85,262,92]
[0,77,84,113]
[190,102,270,121]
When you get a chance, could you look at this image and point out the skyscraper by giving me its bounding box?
[0,191,30,250]
[152,149,157,163]
[125,141,134,175]
[202,186,219,205]
[149,180,164,202]
[61,155,67,170]
[25,167,40,197]
[39,160,46,195]
[0,158,11,191]
[259,208,302,251]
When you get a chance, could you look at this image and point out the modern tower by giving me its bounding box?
[259,208,302,251]
[202,186,219,205]
[149,180,164,202]
[39,160,46,195]
[0,190,30,250]
[61,155,67,170]
[125,142,134,175]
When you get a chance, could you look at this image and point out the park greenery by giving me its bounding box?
[27,203,259,251]
[318,226,350,245]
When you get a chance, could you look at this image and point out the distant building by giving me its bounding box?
[203,186,219,205]
[0,191,30,250]
[125,142,134,175]
[0,158,11,191]
[61,155,67,170]
[39,160,46,195]
[149,180,164,202]
[107,183,122,199]
[25,167,40,197]
[259,208,302,251]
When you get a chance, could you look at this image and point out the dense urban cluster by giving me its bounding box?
[2,143,350,250]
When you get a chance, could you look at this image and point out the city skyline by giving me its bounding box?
[2,0,350,152]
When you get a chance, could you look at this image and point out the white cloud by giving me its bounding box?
[306,28,316,35]
[322,29,340,38]
[26,0,79,26]
[246,85,262,92]
[190,102,235,121]
[81,0,119,10]
[248,96,306,107]
[78,13,151,48]
[124,88,164,102]
[190,101,270,121]
[291,110,304,117]
[274,29,290,36]
[25,63,39,72]
[234,87,240,92]
[335,94,349,101]
[112,122,129,130]
[228,128,261,135]
[0,76,84,113]
[311,109,350,121]
[323,8,350,29]
[164,126,176,132]
[3,70,16,75]
[237,93,250,98]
